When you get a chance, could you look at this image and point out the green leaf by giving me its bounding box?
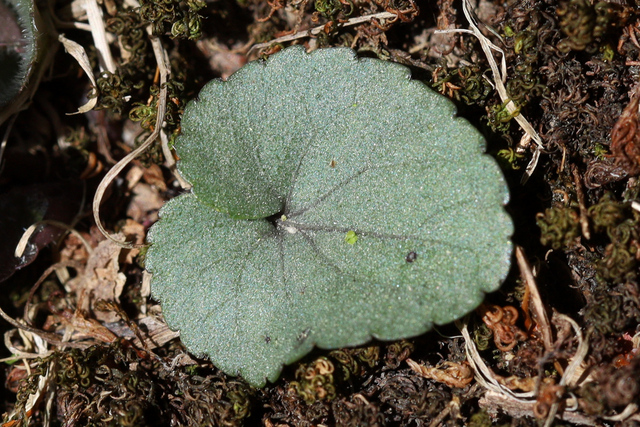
[0,0,37,108]
[146,47,513,387]
[344,230,358,245]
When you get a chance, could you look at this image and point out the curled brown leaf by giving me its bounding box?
[611,90,640,175]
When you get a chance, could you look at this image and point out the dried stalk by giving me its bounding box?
[543,313,588,427]
[84,0,116,73]
[58,34,99,114]
[516,246,553,352]
[249,11,398,52]
[14,220,93,258]
[92,32,170,248]
[460,319,536,400]
[439,0,544,183]
[571,165,591,240]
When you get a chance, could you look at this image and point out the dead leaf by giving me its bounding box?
[611,89,640,175]
[407,358,474,388]
[58,309,118,343]
[119,219,145,264]
[58,34,98,114]
[126,182,164,224]
[65,234,126,323]
[136,162,167,192]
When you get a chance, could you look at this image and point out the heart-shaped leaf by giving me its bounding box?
[146,47,513,387]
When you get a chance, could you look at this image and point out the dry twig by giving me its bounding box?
[249,11,399,53]
[84,0,116,73]
[92,31,170,248]
[571,165,591,240]
[516,246,553,353]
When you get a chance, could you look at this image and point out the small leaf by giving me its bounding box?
[344,230,358,245]
[146,47,513,386]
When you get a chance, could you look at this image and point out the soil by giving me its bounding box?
[1,0,640,425]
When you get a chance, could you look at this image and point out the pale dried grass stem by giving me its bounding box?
[250,11,398,52]
[84,0,116,73]
[516,246,553,352]
[441,0,544,183]
[92,32,170,248]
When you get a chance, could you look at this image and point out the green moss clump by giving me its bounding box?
[469,410,494,427]
[289,357,337,404]
[289,345,382,404]
[556,0,613,52]
[473,322,493,351]
[139,0,205,40]
[589,193,639,282]
[314,0,353,21]
[536,206,580,250]
[431,65,493,106]
[6,342,253,426]
[486,100,521,134]
[329,346,380,380]
[496,147,525,170]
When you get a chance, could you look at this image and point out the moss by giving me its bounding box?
[556,0,614,53]
[331,395,385,426]
[472,321,493,351]
[329,345,380,380]
[139,0,205,40]
[6,342,253,426]
[469,410,494,427]
[314,0,353,22]
[289,357,337,404]
[87,1,200,165]
[384,340,414,369]
[589,193,639,282]
[289,345,382,404]
[430,65,493,106]
[486,100,521,134]
[496,147,525,170]
[536,206,580,250]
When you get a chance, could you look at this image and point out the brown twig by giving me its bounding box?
[572,165,591,240]
[249,11,399,53]
[515,246,554,353]
[0,305,84,349]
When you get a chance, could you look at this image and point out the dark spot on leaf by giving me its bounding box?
[265,336,271,344]
[406,251,417,263]
[297,328,311,343]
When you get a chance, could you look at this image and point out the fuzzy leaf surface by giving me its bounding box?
[0,0,36,107]
[146,47,513,386]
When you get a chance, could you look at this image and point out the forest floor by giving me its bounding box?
[1,0,640,425]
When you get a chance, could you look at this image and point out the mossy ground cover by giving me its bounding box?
[1,0,640,425]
